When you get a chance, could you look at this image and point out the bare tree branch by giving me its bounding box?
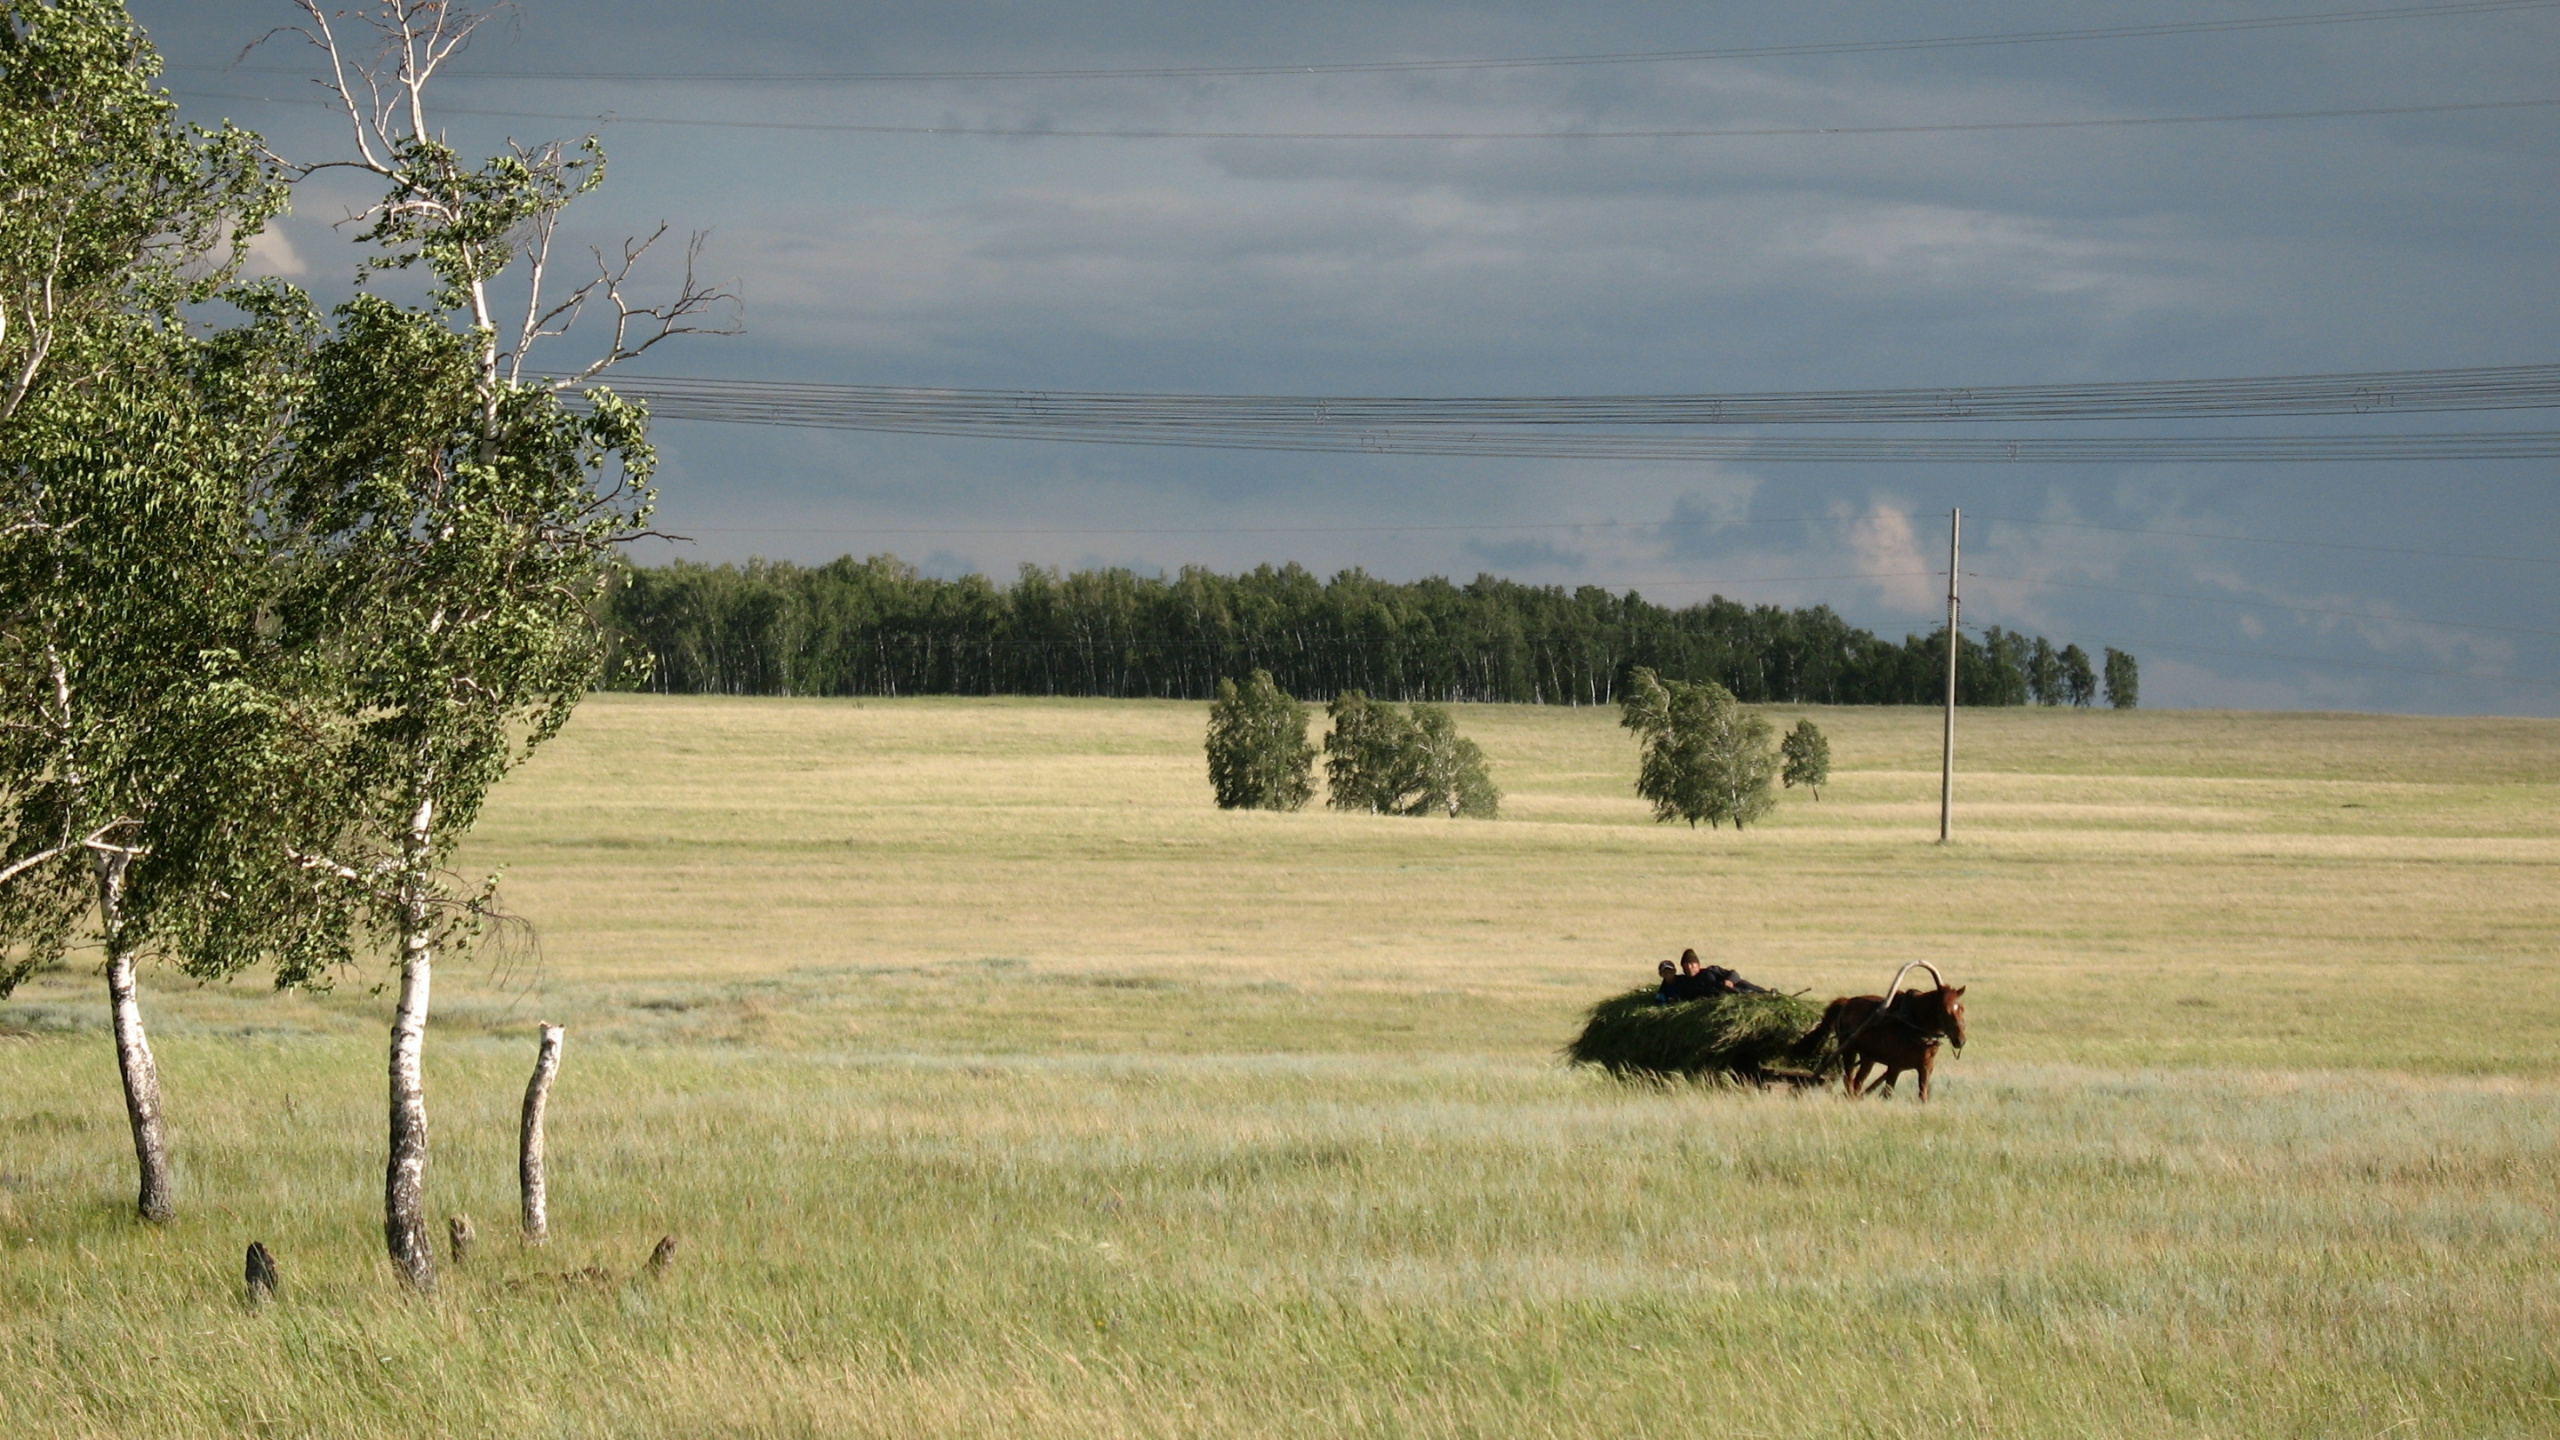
[551,229,742,388]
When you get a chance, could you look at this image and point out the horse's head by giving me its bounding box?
[1939,985,1967,1051]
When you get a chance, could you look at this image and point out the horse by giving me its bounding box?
[1793,983,1966,1100]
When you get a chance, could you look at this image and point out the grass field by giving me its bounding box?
[4,696,2557,1437]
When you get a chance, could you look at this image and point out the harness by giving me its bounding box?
[1839,961,1952,1048]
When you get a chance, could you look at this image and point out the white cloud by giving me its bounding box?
[1841,502,1940,612]
[240,225,307,279]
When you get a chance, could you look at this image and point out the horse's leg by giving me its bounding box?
[1844,1054,1872,1097]
[1874,1064,1900,1097]
[1916,1047,1937,1101]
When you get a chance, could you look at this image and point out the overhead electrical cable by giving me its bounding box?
[684,513,2552,569]
[571,364,2560,463]
[183,1,2560,83]
[169,89,2560,141]
[1967,515,2560,566]
[596,363,2560,424]
[1967,572,2560,638]
[616,417,2560,463]
[1958,622,2556,689]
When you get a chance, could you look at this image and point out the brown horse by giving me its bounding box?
[1794,985,1967,1100]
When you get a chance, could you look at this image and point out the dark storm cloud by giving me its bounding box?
[136,0,2560,712]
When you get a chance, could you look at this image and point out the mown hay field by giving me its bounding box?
[4,696,2556,1438]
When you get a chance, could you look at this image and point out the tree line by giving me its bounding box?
[606,554,2140,708]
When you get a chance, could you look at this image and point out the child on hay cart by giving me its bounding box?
[1654,948,1768,1004]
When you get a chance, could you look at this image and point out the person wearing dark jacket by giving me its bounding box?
[1666,948,1767,999]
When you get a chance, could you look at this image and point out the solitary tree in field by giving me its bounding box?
[0,0,294,1222]
[1619,668,1778,829]
[1779,718,1831,800]
[1207,670,1314,811]
[2103,648,2139,709]
[2058,644,2098,707]
[267,0,731,1291]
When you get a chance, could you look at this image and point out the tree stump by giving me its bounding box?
[245,1241,278,1306]
[520,1024,564,1245]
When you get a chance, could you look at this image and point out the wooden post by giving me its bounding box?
[245,1241,277,1306]
[1939,507,1961,844]
[519,1024,564,1245]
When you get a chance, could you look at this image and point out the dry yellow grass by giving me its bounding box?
[2,697,2555,1438]
[425,697,2560,1073]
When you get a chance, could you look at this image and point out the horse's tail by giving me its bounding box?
[1792,998,1849,1060]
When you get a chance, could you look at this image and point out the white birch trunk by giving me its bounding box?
[519,1023,563,1244]
[384,795,437,1292]
[96,853,173,1224]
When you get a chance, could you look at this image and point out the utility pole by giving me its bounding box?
[1939,507,1960,844]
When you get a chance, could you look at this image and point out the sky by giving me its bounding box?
[134,0,2560,712]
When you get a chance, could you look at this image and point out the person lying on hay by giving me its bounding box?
[1655,949,1767,1003]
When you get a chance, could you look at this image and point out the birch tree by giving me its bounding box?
[0,0,291,1222]
[268,0,732,1290]
[1779,719,1830,800]
[1619,667,1777,830]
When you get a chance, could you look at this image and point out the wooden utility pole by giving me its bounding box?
[1939,507,1961,844]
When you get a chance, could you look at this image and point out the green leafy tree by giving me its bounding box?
[1322,690,1409,813]
[2029,636,2061,706]
[1779,718,1831,800]
[1977,627,2032,706]
[0,0,277,422]
[1404,704,1498,819]
[2058,643,2097,707]
[1619,667,1778,829]
[265,0,732,1291]
[2103,647,2139,709]
[0,0,291,1222]
[1323,692,1495,817]
[1207,670,1314,811]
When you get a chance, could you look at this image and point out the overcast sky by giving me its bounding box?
[137,1,2559,712]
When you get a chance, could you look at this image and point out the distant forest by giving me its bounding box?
[601,555,2124,707]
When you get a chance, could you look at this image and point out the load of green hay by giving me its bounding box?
[1565,987,1835,1083]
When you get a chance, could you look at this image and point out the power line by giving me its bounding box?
[682,518,1814,538]
[580,364,2560,462]
[1968,571,2560,638]
[1960,622,2557,690]
[662,512,2550,569]
[641,416,2560,462]
[601,363,2560,425]
[604,381,2560,458]
[183,1,2560,83]
[170,88,2560,142]
[1968,514,2560,567]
